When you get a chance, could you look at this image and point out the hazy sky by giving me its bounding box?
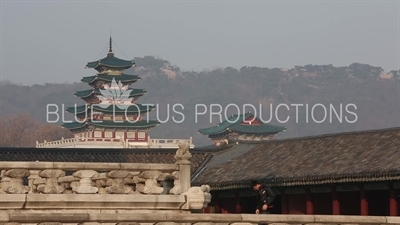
[1,0,399,85]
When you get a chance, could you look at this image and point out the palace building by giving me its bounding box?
[36,37,194,149]
[17,127,400,216]
[198,112,286,146]
[191,127,400,216]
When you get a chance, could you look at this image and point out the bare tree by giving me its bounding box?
[0,113,73,147]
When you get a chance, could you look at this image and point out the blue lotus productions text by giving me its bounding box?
[46,103,358,124]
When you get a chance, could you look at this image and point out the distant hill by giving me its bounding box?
[1,56,399,146]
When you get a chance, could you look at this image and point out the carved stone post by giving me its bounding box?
[37,169,65,194]
[105,170,133,194]
[28,170,41,193]
[175,141,192,193]
[169,171,181,195]
[0,170,11,193]
[72,170,99,194]
[137,171,164,194]
[181,185,212,211]
[3,169,30,194]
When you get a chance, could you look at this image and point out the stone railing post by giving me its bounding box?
[3,169,30,194]
[72,170,99,194]
[174,141,191,193]
[105,170,134,194]
[37,169,65,194]
[28,170,41,193]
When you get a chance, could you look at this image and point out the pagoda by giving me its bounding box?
[198,112,285,146]
[36,37,194,149]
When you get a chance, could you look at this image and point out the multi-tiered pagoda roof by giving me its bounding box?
[61,37,160,144]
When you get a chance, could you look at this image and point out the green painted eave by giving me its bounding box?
[81,74,140,83]
[75,88,146,98]
[74,89,93,98]
[86,54,135,68]
[62,121,87,130]
[62,120,160,130]
[66,104,155,114]
[197,113,253,135]
[229,123,286,134]
[66,105,88,114]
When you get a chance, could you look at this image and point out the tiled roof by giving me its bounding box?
[192,127,400,190]
[81,74,140,84]
[65,104,155,114]
[0,148,213,175]
[75,88,146,98]
[197,113,285,135]
[86,55,135,69]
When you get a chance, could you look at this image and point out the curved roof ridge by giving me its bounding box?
[253,126,400,143]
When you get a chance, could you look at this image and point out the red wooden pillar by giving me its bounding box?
[390,183,398,216]
[281,192,289,214]
[332,186,340,215]
[360,187,369,215]
[235,191,242,213]
[214,193,222,213]
[306,188,314,214]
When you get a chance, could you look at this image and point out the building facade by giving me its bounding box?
[192,127,400,216]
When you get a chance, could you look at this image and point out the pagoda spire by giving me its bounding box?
[107,36,114,56]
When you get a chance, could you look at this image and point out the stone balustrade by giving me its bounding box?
[1,142,211,214]
[0,213,400,225]
[0,161,182,195]
[36,137,194,149]
[147,137,195,149]
[36,137,79,148]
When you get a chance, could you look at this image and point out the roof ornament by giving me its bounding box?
[107,35,114,56]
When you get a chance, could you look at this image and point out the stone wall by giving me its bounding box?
[0,142,211,214]
[1,213,400,225]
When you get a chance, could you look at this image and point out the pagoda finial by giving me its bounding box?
[107,35,114,56]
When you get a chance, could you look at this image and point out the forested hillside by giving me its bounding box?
[1,56,398,146]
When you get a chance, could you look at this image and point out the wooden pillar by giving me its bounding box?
[332,186,340,215]
[306,188,314,214]
[214,192,222,213]
[281,192,289,214]
[360,187,369,215]
[390,183,398,216]
[235,191,242,213]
